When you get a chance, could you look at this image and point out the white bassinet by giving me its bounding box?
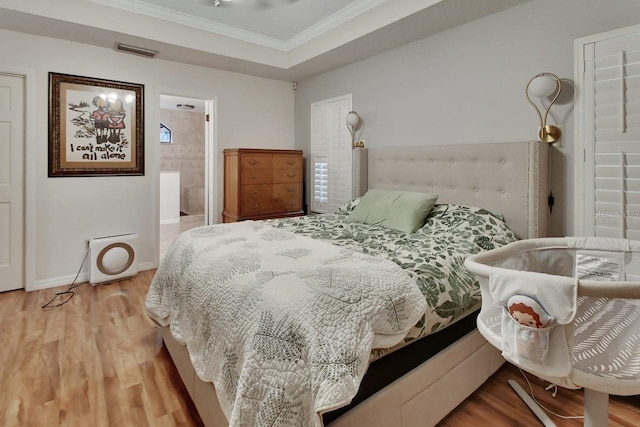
[465,237,640,427]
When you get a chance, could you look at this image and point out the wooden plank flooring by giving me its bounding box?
[0,270,203,427]
[1,269,640,426]
[439,363,640,426]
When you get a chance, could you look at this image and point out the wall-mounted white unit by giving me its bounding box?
[89,233,138,285]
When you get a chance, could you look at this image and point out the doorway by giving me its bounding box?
[158,94,215,259]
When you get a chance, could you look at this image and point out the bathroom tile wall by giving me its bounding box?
[159,108,205,215]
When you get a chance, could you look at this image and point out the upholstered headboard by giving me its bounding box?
[364,141,549,239]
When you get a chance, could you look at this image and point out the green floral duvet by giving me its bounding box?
[268,201,516,359]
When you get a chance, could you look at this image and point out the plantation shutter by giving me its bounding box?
[584,32,640,239]
[310,95,352,213]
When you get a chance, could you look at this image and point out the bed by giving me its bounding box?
[146,140,550,426]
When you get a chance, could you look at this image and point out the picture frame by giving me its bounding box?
[48,72,145,177]
[160,123,172,144]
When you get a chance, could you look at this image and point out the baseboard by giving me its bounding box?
[160,218,180,225]
[30,261,155,291]
[31,272,91,291]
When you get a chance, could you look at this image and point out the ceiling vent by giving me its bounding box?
[115,43,158,58]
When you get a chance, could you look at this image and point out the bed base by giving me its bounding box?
[160,326,504,426]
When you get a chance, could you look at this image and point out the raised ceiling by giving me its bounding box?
[0,0,528,81]
[105,0,368,47]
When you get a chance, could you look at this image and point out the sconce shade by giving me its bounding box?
[528,74,559,98]
[346,111,360,127]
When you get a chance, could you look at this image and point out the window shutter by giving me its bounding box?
[587,33,640,239]
[310,96,352,213]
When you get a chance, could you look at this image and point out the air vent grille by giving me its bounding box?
[115,43,157,58]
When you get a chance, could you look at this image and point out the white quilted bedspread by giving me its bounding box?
[145,221,426,427]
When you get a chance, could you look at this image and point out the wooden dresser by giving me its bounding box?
[223,148,304,223]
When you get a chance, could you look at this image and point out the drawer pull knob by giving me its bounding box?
[248,160,258,165]
[251,175,259,180]
[286,174,296,179]
[287,201,296,207]
[286,160,295,165]
[250,190,258,195]
[249,204,258,209]
[287,188,294,193]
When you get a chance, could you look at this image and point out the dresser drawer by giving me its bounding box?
[278,198,302,212]
[242,168,272,184]
[241,184,271,201]
[241,184,277,216]
[238,201,302,218]
[242,184,300,215]
[241,202,272,216]
[272,168,301,183]
[242,155,272,169]
[273,184,300,200]
[273,156,301,169]
[274,184,301,212]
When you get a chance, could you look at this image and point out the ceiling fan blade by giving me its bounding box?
[262,0,300,7]
[209,0,236,8]
[208,0,300,9]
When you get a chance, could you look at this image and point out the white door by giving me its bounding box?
[0,73,24,291]
[310,95,353,214]
[576,25,640,238]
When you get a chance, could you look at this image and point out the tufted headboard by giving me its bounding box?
[364,141,549,239]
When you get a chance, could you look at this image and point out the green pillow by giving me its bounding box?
[349,188,439,233]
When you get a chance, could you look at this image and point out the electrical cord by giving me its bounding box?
[42,248,90,310]
[518,367,584,420]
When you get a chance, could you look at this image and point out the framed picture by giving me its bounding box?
[48,72,144,177]
[160,123,172,143]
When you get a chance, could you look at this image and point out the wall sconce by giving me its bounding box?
[346,111,364,148]
[525,72,562,143]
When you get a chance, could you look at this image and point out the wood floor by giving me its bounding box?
[0,270,203,427]
[439,361,640,427]
[2,269,640,427]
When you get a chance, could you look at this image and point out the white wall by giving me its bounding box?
[0,29,294,289]
[294,0,640,237]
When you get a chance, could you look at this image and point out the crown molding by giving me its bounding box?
[283,0,385,50]
[84,0,385,52]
